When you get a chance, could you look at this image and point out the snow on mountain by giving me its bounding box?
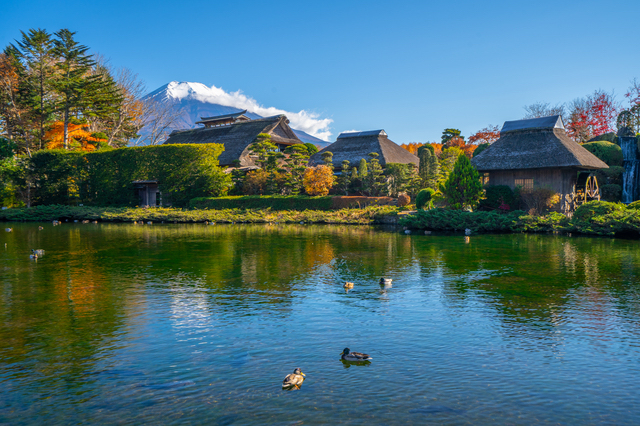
[144,81,332,146]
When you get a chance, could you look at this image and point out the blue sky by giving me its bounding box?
[2,0,639,142]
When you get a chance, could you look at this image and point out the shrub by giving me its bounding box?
[416,188,434,210]
[627,200,640,210]
[600,184,622,202]
[397,193,410,207]
[243,169,268,195]
[582,141,623,166]
[441,154,483,210]
[479,185,516,211]
[399,209,526,233]
[303,165,334,196]
[520,187,560,215]
[573,200,626,222]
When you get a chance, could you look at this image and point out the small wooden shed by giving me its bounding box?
[133,180,161,207]
[471,115,608,212]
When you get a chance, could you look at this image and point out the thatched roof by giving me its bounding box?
[164,115,301,166]
[308,130,418,168]
[471,115,608,171]
[196,110,250,127]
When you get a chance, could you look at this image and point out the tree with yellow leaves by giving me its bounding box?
[303,165,334,196]
[45,121,106,151]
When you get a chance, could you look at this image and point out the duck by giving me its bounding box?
[282,368,306,388]
[32,249,45,256]
[29,253,38,260]
[341,348,372,362]
[343,282,354,290]
[380,278,392,287]
[4,228,12,232]
[38,226,44,230]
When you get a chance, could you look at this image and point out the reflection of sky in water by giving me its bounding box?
[1,224,640,425]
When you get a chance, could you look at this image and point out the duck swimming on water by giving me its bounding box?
[282,368,306,388]
[341,348,372,362]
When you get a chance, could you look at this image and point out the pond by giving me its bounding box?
[1,223,639,425]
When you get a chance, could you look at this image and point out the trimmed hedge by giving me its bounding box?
[400,200,640,236]
[189,195,399,210]
[190,195,334,211]
[27,144,230,207]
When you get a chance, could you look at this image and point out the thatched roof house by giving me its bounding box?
[308,130,418,168]
[471,115,608,211]
[164,113,302,167]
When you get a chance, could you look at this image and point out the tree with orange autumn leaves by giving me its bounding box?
[44,121,106,151]
[303,165,334,196]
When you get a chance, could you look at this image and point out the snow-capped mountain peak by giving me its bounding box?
[145,81,332,144]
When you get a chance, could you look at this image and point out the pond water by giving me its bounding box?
[1,223,640,425]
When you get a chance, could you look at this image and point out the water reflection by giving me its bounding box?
[1,223,639,424]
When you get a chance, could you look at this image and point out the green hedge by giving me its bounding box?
[189,195,334,211]
[399,201,640,236]
[28,144,230,207]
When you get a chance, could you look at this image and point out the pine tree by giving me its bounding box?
[52,29,96,149]
[358,158,368,177]
[441,154,484,210]
[418,144,439,189]
[12,29,57,151]
[283,144,309,194]
[363,152,384,196]
[337,160,351,195]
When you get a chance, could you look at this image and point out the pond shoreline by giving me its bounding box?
[2,204,640,239]
[0,205,401,225]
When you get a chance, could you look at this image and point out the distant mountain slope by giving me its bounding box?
[143,82,331,147]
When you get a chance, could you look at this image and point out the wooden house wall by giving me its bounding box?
[487,168,577,212]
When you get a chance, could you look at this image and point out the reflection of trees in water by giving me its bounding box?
[0,226,126,392]
[430,234,640,337]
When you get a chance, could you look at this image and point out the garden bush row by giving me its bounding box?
[400,201,640,236]
[0,204,398,224]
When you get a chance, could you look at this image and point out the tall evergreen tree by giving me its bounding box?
[52,29,95,149]
[12,29,57,151]
[441,154,484,211]
[358,158,368,177]
[337,160,351,195]
[418,144,439,189]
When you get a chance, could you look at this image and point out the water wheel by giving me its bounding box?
[585,174,600,202]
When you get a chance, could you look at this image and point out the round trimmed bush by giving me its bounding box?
[479,185,516,211]
[416,188,435,210]
[573,200,626,221]
[582,141,623,166]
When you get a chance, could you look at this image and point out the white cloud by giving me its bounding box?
[165,82,333,141]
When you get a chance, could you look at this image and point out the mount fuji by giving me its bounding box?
[143,81,333,146]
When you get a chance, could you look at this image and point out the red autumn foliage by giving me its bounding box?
[567,90,620,142]
[468,125,500,145]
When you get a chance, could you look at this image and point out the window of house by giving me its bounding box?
[515,178,534,192]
